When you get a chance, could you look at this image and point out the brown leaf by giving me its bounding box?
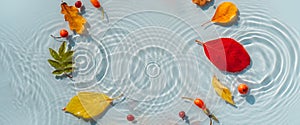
[61,2,86,34]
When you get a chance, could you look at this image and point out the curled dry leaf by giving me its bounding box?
[212,75,235,105]
[63,92,122,120]
[61,2,86,34]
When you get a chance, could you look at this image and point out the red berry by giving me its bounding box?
[60,29,68,38]
[194,98,205,110]
[179,111,185,119]
[75,1,82,8]
[238,83,249,95]
[127,114,135,121]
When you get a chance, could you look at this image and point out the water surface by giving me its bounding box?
[0,0,299,125]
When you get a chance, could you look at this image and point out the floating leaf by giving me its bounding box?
[202,2,238,26]
[196,38,250,73]
[212,75,235,105]
[49,48,60,61]
[59,41,66,55]
[64,92,122,120]
[48,42,75,78]
[212,2,238,24]
[61,2,86,34]
[52,69,64,75]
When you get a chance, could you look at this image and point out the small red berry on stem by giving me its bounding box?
[194,98,206,110]
[238,83,249,95]
[60,29,69,38]
[179,111,186,120]
[127,114,135,121]
[75,1,82,8]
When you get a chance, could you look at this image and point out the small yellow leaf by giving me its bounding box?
[212,75,235,105]
[61,2,86,34]
[211,2,238,24]
[64,92,115,120]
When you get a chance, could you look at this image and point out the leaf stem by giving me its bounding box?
[195,40,204,45]
[100,7,105,20]
[64,73,73,79]
[201,20,212,27]
[112,94,124,100]
[182,97,194,101]
[50,35,62,39]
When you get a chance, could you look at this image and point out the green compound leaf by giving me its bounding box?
[48,41,75,78]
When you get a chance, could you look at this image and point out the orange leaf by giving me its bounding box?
[192,0,211,6]
[61,2,86,34]
[211,2,238,24]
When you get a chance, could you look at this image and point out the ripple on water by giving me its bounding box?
[96,11,220,124]
[0,11,80,124]
[71,36,109,90]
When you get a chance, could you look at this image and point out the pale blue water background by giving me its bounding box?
[0,0,299,125]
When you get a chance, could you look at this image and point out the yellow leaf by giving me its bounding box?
[61,2,86,34]
[64,92,120,120]
[212,75,235,105]
[211,2,238,24]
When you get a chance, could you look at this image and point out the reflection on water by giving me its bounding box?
[0,0,299,125]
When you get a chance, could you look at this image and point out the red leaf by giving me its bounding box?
[197,38,250,73]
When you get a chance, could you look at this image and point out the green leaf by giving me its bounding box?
[62,50,74,61]
[52,69,64,75]
[59,41,67,55]
[64,67,74,73]
[48,59,61,69]
[49,48,61,61]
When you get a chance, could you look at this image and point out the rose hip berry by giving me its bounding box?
[59,29,68,38]
[238,83,249,95]
[179,111,186,120]
[75,1,82,8]
[127,114,135,121]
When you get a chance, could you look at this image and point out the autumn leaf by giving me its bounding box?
[63,92,123,120]
[202,2,238,26]
[61,2,86,34]
[211,75,235,105]
[195,38,250,73]
[192,0,211,7]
